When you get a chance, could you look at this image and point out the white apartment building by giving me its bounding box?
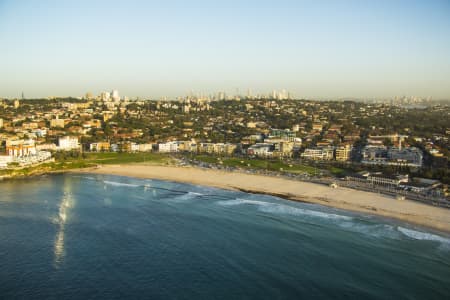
[301,147,334,160]
[247,143,274,157]
[158,141,178,153]
[335,144,352,161]
[58,136,80,150]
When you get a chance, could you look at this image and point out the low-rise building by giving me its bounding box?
[177,140,197,153]
[6,139,37,157]
[301,147,334,160]
[388,147,423,167]
[138,143,154,152]
[367,174,409,187]
[36,143,57,151]
[312,123,323,132]
[247,143,274,157]
[362,146,423,167]
[158,141,178,153]
[269,128,297,141]
[361,146,388,163]
[50,118,66,128]
[58,136,80,151]
[335,144,352,161]
[90,142,110,152]
[346,173,409,188]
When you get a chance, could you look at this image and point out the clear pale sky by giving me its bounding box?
[1,0,449,99]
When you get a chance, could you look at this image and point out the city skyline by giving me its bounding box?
[3,88,438,103]
[1,0,450,99]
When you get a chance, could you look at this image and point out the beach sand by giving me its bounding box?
[80,164,450,233]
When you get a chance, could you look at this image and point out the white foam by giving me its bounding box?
[217,198,352,221]
[260,204,352,221]
[103,180,140,187]
[398,227,450,244]
[339,222,401,239]
[171,191,203,201]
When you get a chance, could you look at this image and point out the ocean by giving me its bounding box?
[0,174,449,299]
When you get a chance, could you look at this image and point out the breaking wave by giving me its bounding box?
[103,180,140,187]
[339,222,402,239]
[217,198,352,221]
[170,192,204,201]
[398,227,450,244]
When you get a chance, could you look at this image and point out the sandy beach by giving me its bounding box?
[80,164,450,233]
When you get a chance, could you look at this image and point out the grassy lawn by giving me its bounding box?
[82,152,171,165]
[0,152,172,178]
[329,166,346,176]
[193,155,317,175]
[1,152,343,179]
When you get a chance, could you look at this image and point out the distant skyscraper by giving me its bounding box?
[279,89,288,100]
[111,89,120,102]
[272,90,277,99]
[101,91,111,102]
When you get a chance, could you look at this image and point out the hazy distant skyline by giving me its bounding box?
[1,0,450,99]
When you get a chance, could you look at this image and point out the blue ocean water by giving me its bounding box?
[0,174,449,299]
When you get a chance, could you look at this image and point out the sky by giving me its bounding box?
[0,0,450,99]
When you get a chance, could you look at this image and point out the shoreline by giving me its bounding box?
[74,164,450,234]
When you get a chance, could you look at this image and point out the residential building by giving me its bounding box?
[138,143,154,152]
[36,143,57,151]
[335,144,352,161]
[312,123,323,132]
[158,141,178,153]
[58,136,80,150]
[362,146,423,167]
[269,128,296,141]
[177,140,197,153]
[50,117,66,128]
[387,147,423,167]
[6,139,36,157]
[361,146,388,163]
[247,143,274,157]
[301,147,334,160]
[90,142,110,152]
